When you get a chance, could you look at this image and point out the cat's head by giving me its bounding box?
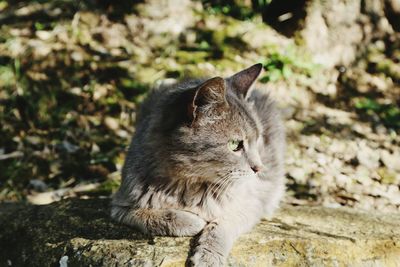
[162,64,270,185]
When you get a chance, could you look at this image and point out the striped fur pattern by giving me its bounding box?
[111,64,285,266]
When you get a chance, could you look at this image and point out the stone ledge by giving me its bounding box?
[0,198,399,266]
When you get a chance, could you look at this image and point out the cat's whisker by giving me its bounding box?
[214,175,233,201]
[224,177,240,202]
[219,180,234,201]
[214,180,227,202]
[204,173,230,198]
[220,178,235,200]
[215,174,231,190]
[208,176,229,199]
[204,178,221,198]
[206,175,227,200]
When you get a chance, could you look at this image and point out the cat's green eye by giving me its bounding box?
[228,139,243,152]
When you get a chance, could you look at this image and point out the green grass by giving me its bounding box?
[260,47,318,82]
[354,97,400,129]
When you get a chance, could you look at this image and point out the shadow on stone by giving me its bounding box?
[0,198,149,266]
[1,198,399,266]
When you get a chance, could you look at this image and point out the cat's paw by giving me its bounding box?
[188,246,225,267]
[169,210,206,236]
[187,221,226,267]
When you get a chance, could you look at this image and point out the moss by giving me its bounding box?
[376,58,400,81]
[202,1,256,21]
[377,168,397,184]
[354,97,400,130]
[175,51,209,64]
[259,46,319,83]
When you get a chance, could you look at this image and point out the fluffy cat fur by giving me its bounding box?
[111,64,285,266]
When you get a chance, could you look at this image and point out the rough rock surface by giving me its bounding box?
[1,198,399,266]
[263,0,395,68]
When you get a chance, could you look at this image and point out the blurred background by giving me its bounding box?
[0,0,399,212]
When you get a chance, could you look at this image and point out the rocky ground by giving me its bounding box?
[1,198,399,266]
[0,0,399,212]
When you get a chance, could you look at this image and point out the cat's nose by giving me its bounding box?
[251,165,262,173]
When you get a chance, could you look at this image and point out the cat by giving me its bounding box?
[111,63,286,266]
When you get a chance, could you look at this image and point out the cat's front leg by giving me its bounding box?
[111,206,206,237]
[188,219,236,267]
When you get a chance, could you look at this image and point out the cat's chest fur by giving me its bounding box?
[132,174,270,225]
[179,177,269,223]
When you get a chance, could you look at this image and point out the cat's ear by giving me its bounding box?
[227,63,263,99]
[188,77,227,123]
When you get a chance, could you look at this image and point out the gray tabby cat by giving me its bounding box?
[111,63,285,266]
